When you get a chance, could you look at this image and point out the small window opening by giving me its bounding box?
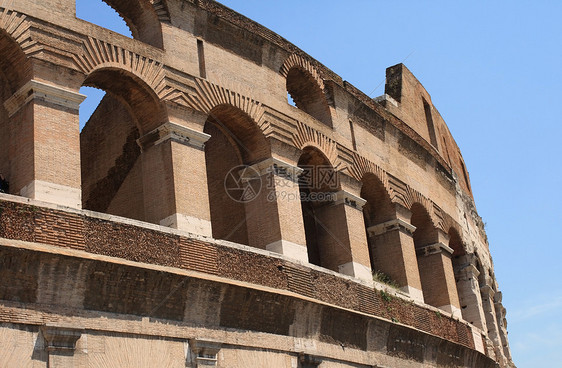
[460,160,471,192]
[423,99,438,149]
[197,39,206,78]
[349,120,357,151]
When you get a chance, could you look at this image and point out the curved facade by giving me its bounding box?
[0,1,515,367]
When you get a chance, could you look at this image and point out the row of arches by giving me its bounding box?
[1,16,498,344]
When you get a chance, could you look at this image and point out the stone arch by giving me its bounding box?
[281,54,332,127]
[297,145,340,269]
[187,79,266,146]
[410,202,447,309]
[81,66,167,134]
[0,9,35,93]
[79,66,167,219]
[74,37,166,114]
[292,121,338,168]
[410,202,439,250]
[95,0,165,48]
[360,172,396,274]
[204,104,271,246]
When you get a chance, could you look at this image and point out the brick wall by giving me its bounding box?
[0,198,476,350]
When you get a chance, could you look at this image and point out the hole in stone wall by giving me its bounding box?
[287,92,296,107]
[76,0,133,38]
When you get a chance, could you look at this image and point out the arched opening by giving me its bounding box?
[0,30,32,196]
[448,228,472,320]
[80,68,166,220]
[204,105,271,246]
[286,68,332,128]
[76,0,163,48]
[360,173,395,277]
[411,203,442,308]
[298,147,339,268]
[76,0,133,39]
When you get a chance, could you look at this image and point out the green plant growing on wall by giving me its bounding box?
[380,290,392,302]
[372,270,400,289]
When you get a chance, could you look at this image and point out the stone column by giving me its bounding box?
[416,234,462,317]
[367,204,424,302]
[3,80,85,208]
[455,259,488,330]
[138,122,212,236]
[320,189,372,281]
[494,292,513,361]
[241,157,308,263]
[480,279,505,364]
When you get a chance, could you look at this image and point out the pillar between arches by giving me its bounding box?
[416,237,462,317]
[3,79,85,208]
[367,204,424,302]
[455,258,488,331]
[241,157,308,263]
[329,189,372,281]
[137,121,212,236]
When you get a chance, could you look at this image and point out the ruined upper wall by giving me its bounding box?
[0,1,514,365]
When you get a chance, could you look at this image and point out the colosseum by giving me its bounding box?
[0,0,515,367]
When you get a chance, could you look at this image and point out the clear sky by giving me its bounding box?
[77,1,562,367]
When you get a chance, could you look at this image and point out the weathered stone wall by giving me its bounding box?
[0,0,513,366]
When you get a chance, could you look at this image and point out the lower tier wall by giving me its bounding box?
[0,238,497,368]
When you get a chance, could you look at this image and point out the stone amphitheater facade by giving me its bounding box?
[0,0,515,367]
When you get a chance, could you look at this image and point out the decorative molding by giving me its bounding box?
[184,78,266,125]
[367,218,416,237]
[0,7,41,56]
[246,157,303,181]
[137,122,211,151]
[292,121,339,168]
[73,36,165,93]
[333,190,366,210]
[4,79,86,116]
[41,325,82,352]
[189,339,221,368]
[298,353,322,368]
[349,153,391,192]
[416,242,454,257]
[402,186,442,229]
[280,54,325,91]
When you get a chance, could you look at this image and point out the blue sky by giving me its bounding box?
[78,1,562,366]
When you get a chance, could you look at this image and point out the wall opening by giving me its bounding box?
[360,173,395,274]
[76,0,164,48]
[197,39,206,79]
[349,120,357,151]
[79,68,166,220]
[204,105,271,247]
[76,0,133,38]
[298,147,339,268]
[423,99,438,148]
[411,203,441,308]
[286,68,332,128]
[460,160,471,193]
